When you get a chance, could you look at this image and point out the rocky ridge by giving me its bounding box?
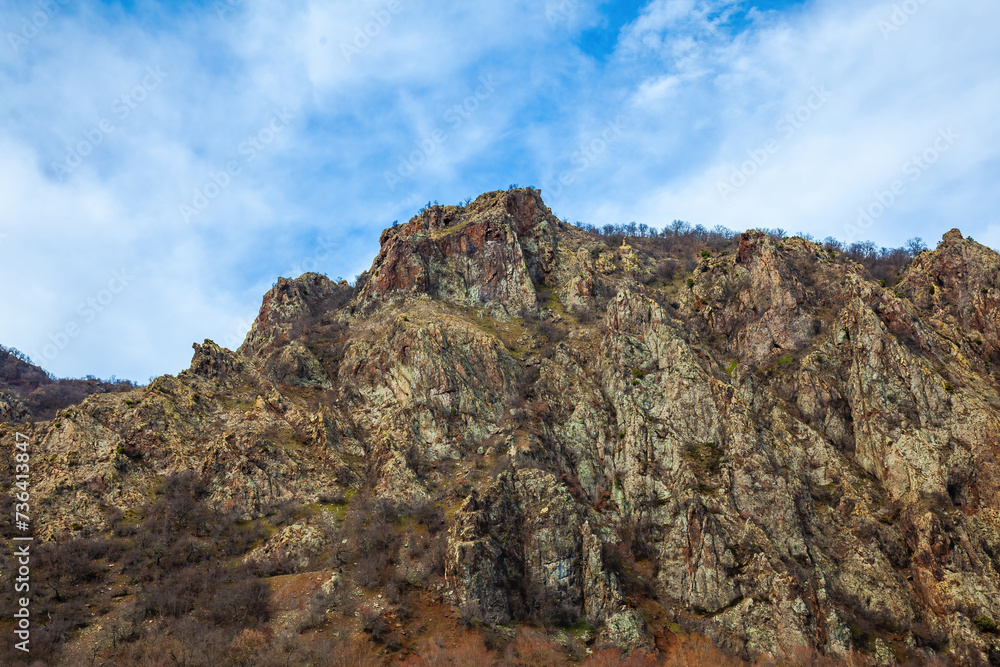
[3,188,1000,665]
[0,346,135,423]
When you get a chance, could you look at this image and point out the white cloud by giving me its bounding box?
[0,0,997,381]
[543,0,1000,249]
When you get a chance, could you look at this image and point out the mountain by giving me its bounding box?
[0,346,136,423]
[3,188,1000,665]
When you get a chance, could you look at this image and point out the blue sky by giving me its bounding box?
[1,0,998,382]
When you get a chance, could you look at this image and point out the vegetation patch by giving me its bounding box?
[683,441,724,494]
[975,615,998,634]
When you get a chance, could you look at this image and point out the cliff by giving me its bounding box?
[3,189,1000,665]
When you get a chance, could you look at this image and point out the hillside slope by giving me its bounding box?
[0,346,136,423]
[2,189,1000,665]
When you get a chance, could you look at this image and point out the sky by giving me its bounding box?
[0,0,998,382]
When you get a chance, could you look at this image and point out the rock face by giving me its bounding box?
[361,189,558,314]
[0,390,28,423]
[5,190,1000,664]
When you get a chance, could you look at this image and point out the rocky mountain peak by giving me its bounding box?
[8,195,1000,665]
[895,228,1000,361]
[734,227,773,266]
[240,272,352,358]
[942,227,964,244]
[361,188,559,313]
[378,187,552,244]
[186,339,245,381]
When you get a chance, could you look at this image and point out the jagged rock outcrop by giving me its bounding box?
[242,273,352,358]
[0,390,28,423]
[5,190,1000,664]
[361,189,558,314]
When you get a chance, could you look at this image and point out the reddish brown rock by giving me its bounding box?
[362,189,558,313]
[7,191,1000,665]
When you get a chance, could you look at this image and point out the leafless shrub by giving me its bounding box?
[359,604,390,643]
[518,365,541,402]
[226,628,271,667]
[501,628,567,666]
[583,648,661,666]
[296,587,333,634]
[662,633,744,666]
[419,533,447,577]
[249,550,298,578]
[412,499,446,533]
[537,320,568,343]
[517,576,581,629]
[657,258,680,282]
[401,635,499,666]
[571,303,597,324]
[460,600,484,628]
[268,498,303,525]
[209,573,270,626]
[317,489,348,505]
[342,495,406,588]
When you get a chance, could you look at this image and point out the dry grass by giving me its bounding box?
[400,634,498,666]
[583,648,662,666]
[501,628,569,666]
[663,634,745,666]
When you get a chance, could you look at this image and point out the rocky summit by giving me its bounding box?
[3,188,1000,665]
